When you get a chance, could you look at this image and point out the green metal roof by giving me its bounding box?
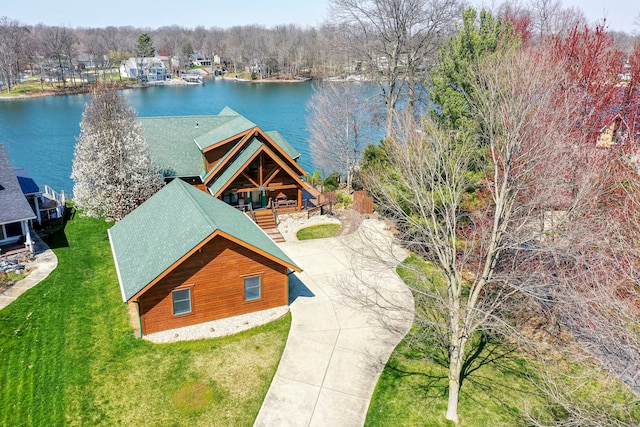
[137,116,210,178]
[138,107,302,183]
[265,130,300,160]
[137,108,255,178]
[194,113,256,151]
[207,137,263,196]
[108,178,299,302]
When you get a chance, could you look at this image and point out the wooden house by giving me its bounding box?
[108,179,300,336]
[0,145,36,254]
[596,114,631,148]
[138,107,313,213]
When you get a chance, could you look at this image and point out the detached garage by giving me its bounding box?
[108,179,300,336]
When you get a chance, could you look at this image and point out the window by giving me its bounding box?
[244,276,261,301]
[5,222,22,238]
[172,288,192,315]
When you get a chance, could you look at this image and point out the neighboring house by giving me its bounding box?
[596,114,630,147]
[120,57,170,82]
[0,145,35,253]
[139,107,314,212]
[108,179,300,336]
[189,52,212,67]
[14,168,65,223]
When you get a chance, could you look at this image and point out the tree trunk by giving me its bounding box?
[446,373,460,423]
[446,289,465,424]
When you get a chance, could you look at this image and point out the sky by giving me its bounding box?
[2,0,331,29]
[2,0,638,33]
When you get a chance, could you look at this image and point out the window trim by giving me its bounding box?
[244,275,262,302]
[172,287,193,316]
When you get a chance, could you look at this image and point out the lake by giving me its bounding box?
[0,79,323,196]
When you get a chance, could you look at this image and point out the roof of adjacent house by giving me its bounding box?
[138,107,301,180]
[14,168,40,195]
[108,178,300,302]
[0,145,37,225]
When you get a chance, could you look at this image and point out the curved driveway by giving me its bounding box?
[255,219,414,427]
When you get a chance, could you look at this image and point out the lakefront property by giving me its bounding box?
[139,106,315,212]
[108,108,312,336]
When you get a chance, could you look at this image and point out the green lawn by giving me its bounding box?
[0,213,290,426]
[296,223,341,240]
[365,255,640,426]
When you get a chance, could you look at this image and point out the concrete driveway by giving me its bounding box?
[254,219,414,427]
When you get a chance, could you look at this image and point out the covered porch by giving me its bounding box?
[213,150,317,213]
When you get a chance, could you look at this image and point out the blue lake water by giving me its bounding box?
[0,79,323,196]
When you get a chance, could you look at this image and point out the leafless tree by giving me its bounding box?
[0,17,29,93]
[359,41,640,423]
[329,0,462,135]
[101,26,133,82]
[307,82,379,191]
[35,25,78,88]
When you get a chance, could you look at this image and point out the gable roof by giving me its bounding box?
[207,137,307,197]
[108,178,299,302]
[138,116,217,178]
[265,130,300,161]
[139,107,302,180]
[0,145,36,225]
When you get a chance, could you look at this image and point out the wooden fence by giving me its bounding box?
[353,191,374,215]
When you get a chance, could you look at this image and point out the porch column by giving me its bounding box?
[34,195,41,224]
[297,188,302,212]
[22,221,34,254]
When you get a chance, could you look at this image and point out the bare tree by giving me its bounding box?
[360,40,638,422]
[36,25,78,88]
[329,0,463,135]
[71,85,164,221]
[102,26,133,82]
[307,82,379,191]
[0,17,29,93]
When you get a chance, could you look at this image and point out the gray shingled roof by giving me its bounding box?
[0,145,36,225]
[108,178,299,302]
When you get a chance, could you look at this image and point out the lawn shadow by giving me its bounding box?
[288,274,315,305]
[386,330,538,410]
[36,205,74,250]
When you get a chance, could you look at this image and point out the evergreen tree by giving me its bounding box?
[135,33,155,57]
[430,8,518,132]
[71,85,163,221]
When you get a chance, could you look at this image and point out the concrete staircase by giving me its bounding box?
[252,209,285,243]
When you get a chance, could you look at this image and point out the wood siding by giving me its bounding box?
[137,235,288,335]
[204,137,244,172]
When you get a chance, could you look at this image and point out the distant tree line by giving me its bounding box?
[1,0,639,93]
[0,19,372,92]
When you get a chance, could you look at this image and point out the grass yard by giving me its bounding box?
[296,223,341,240]
[365,255,640,426]
[0,213,290,426]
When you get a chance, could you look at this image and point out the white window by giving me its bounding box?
[244,276,261,301]
[172,288,192,315]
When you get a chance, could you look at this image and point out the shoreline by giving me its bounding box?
[0,75,315,100]
[222,76,312,84]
